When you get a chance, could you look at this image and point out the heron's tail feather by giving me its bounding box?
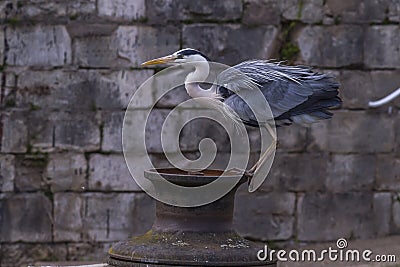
[276,96,342,126]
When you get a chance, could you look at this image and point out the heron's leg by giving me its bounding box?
[247,123,277,176]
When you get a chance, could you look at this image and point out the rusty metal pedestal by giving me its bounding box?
[108,169,276,266]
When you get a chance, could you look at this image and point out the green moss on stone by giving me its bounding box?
[279,21,300,62]
[5,98,15,108]
[29,103,41,111]
[297,0,304,19]
[334,16,341,25]
[281,43,300,61]
[6,17,20,25]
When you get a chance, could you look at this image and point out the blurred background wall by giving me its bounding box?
[0,0,399,265]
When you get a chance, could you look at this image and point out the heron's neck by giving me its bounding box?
[185,61,216,98]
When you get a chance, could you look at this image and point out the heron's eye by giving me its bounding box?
[177,54,184,59]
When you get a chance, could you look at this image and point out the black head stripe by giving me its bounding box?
[177,48,210,61]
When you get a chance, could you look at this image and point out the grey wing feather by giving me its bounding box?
[217,60,340,124]
[217,60,314,87]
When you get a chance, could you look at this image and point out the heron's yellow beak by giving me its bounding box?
[141,55,177,66]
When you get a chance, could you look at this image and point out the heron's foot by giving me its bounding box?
[244,169,254,177]
[187,171,204,175]
[226,168,254,178]
[226,168,246,175]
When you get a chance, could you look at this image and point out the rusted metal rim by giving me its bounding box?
[144,168,247,187]
[108,230,274,266]
[108,169,276,266]
[108,256,272,266]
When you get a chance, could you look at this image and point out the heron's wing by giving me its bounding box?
[216,60,310,94]
[217,60,339,119]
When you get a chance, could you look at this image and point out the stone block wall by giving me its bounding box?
[0,0,399,265]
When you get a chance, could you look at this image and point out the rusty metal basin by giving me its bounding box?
[108,168,276,266]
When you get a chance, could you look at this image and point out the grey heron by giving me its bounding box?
[142,48,341,182]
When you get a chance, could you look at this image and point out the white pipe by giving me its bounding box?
[368,88,400,108]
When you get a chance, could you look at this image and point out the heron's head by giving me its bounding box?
[141,48,209,66]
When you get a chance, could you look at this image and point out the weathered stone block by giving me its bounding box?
[184,0,243,21]
[96,70,154,109]
[24,111,54,152]
[74,26,179,68]
[243,0,280,25]
[376,155,400,191]
[323,2,349,24]
[393,199,400,231]
[73,35,116,68]
[0,193,52,242]
[67,24,118,38]
[16,70,153,111]
[155,85,191,108]
[281,0,324,23]
[15,154,47,192]
[6,26,71,67]
[364,0,391,22]
[234,191,295,240]
[122,109,151,156]
[55,118,100,151]
[308,111,395,153]
[63,0,97,16]
[388,0,400,22]
[84,193,154,241]
[0,1,9,19]
[145,109,182,154]
[45,153,87,192]
[101,78,155,152]
[179,116,231,153]
[67,242,111,262]
[0,29,4,66]
[117,26,180,68]
[16,70,89,111]
[146,0,242,23]
[25,111,100,152]
[295,26,363,67]
[89,154,141,191]
[0,72,17,109]
[325,0,389,23]
[98,0,145,20]
[7,0,96,18]
[297,193,374,241]
[0,243,67,267]
[276,125,307,152]
[183,24,279,65]
[260,152,328,192]
[0,111,28,153]
[365,26,400,68]
[326,154,375,193]
[338,70,400,109]
[0,155,15,192]
[4,71,16,89]
[54,193,84,241]
[145,0,179,23]
[102,112,123,153]
[396,120,400,157]
[52,112,100,151]
[373,193,391,236]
